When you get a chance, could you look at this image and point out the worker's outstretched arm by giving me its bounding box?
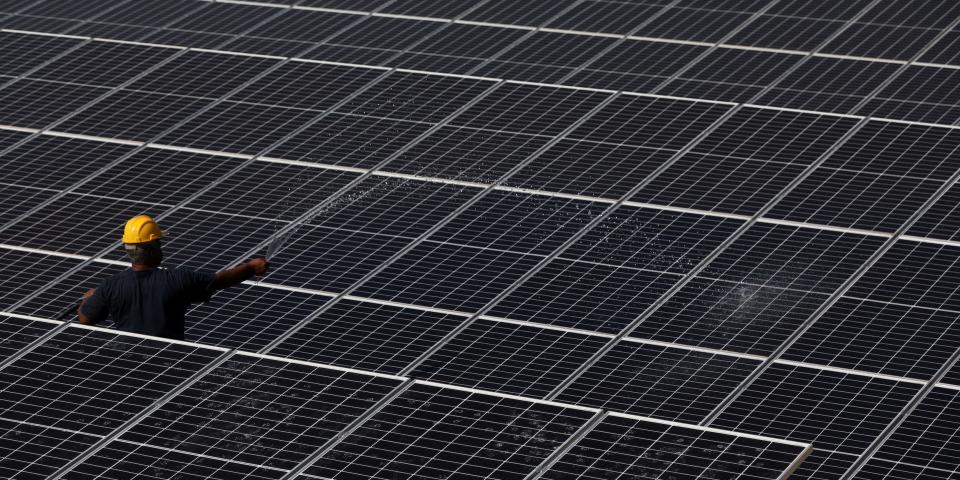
[77,288,100,325]
[212,258,270,290]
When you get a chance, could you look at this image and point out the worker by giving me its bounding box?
[77,214,270,340]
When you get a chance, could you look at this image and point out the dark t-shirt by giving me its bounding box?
[80,267,216,340]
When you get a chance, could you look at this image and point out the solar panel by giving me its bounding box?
[0,31,83,76]
[711,363,921,453]
[117,353,403,470]
[3,1,960,478]
[0,418,100,480]
[302,382,597,480]
[0,250,84,311]
[270,298,465,373]
[554,340,760,422]
[12,261,127,318]
[867,387,960,477]
[0,326,224,435]
[0,314,58,362]
[64,440,287,480]
[411,319,609,397]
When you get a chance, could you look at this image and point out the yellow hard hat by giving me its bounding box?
[122,214,164,245]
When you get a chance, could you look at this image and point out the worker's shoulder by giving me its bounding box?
[103,267,135,282]
[158,266,215,283]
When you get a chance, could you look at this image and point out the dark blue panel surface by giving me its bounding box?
[0,327,222,435]
[701,224,886,294]
[335,71,494,123]
[13,261,126,319]
[121,355,402,470]
[381,126,551,182]
[783,297,960,379]
[431,192,608,255]
[0,135,137,190]
[413,320,608,397]
[0,31,84,76]
[848,241,960,311]
[0,315,57,362]
[271,298,465,373]
[58,90,213,141]
[634,276,830,355]
[308,383,595,480]
[63,440,287,480]
[86,148,245,205]
[542,414,807,480]
[230,62,385,110]
[128,51,281,98]
[353,240,544,312]
[0,195,166,255]
[267,113,433,169]
[28,41,176,87]
[0,79,108,128]
[557,342,760,422]
[448,83,610,135]
[567,95,731,148]
[564,207,743,274]
[490,259,679,334]
[0,419,99,480]
[187,284,329,351]
[712,363,920,453]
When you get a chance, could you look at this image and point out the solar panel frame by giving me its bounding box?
[554,340,761,423]
[536,411,811,480]
[0,418,102,480]
[115,352,405,471]
[301,381,599,480]
[0,325,227,437]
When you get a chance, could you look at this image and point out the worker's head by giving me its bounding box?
[122,215,164,267]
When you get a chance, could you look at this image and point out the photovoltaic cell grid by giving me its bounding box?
[0,0,959,479]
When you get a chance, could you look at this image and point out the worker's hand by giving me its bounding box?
[247,258,270,276]
[83,288,96,299]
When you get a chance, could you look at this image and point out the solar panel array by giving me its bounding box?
[0,0,959,479]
